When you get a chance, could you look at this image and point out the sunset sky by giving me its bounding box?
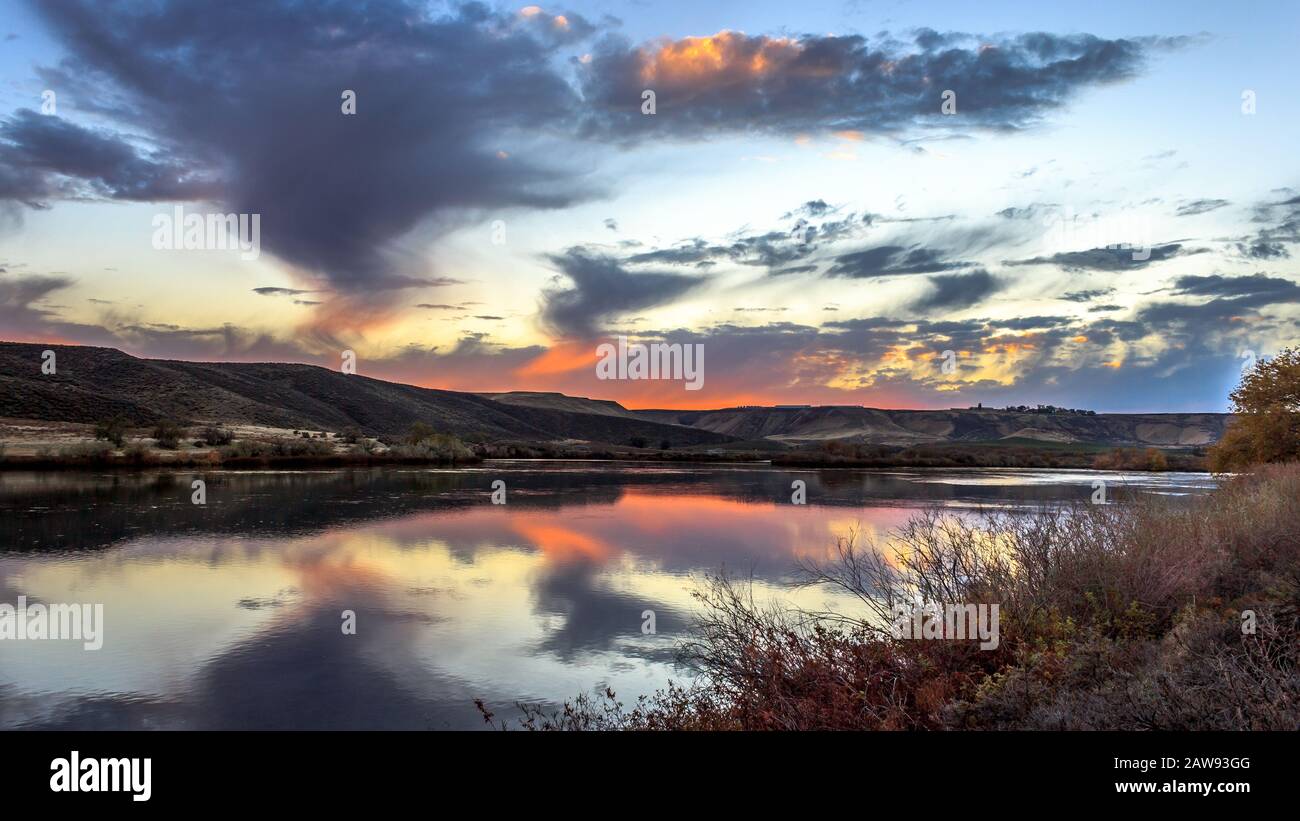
[1,0,1298,411]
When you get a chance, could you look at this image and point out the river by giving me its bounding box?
[0,461,1216,729]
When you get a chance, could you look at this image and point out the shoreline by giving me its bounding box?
[0,451,1215,474]
[0,418,1213,473]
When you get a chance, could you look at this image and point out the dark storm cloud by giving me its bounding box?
[1169,273,1300,301]
[1082,317,1152,342]
[252,287,313,297]
[1135,274,1300,327]
[988,315,1073,331]
[603,202,1021,295]
[635,231,816,271]
[0,273,74,336]
[0,109,213,204]
[827,244,975,278]
[1236,240,1289,260]
[729,230,818,270]
[910,269,1001,311]
[540,249,705,337]
[579,29,1167,140]
[1174,198,1229,217]
[18,0,601,292]
[1060,288,1114,302]
[1135,300,1258,325]
[626,239,728,266]
[6,2,1178,301]
[1233,190,1300,260]
[1006,242,1197,271]
[622,203,871,276]
[769,263,819,276]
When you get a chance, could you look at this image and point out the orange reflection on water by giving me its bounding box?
[510,522,612,563]
[358,488,918,571]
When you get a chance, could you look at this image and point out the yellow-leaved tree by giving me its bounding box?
[1208,347,1300,471]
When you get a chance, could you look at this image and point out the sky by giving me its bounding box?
[1,0,1298,412]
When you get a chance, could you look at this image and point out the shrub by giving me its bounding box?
[151,420,184,450]
[199,425,234,446]
[123,441,151,463]
[220,440,275,459]
[274,438,335,457]
[388,433,473,462]
[59,441,114,462]
[406,421,435,445]
[94,414,129,447]
[1093,446,1170,471]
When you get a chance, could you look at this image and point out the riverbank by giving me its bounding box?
[0,418,479,470]
[0,450,484,470]
[772,439,1207,471]
[0,417,1211,471]
[479,461,1299,730]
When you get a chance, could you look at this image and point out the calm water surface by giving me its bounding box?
[0,461,1216,729]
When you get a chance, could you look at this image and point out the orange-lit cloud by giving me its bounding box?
[638,31,800,85]
[515,339,596,376]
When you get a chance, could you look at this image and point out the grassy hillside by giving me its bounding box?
[1,341,1230,451]
[482,394,1229,448]
[0,342,733,448]
[478,391,639,418]
[635,405,1229,448]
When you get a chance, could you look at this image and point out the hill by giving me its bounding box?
[478,391,639,418]
[498,398,1230,448]
[644,405,1228,447]
[0,342,1231,450]
[0,342,733,448]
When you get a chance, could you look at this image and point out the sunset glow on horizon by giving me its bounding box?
[1,0,1297,412]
